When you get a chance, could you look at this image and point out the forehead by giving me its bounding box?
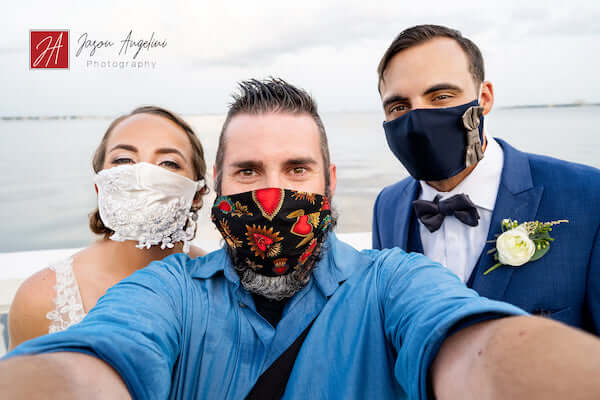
[222,112,322,165]
[380,37,476,97]
[106,113,192,155]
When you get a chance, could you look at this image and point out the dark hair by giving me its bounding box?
[214,78,331,195]
[377,24,485,91]
[89,105,209,237]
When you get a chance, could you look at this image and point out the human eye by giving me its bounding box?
[159,160,181,170]
[111,157,134,165]
[389,104,408,114]
[238,168,257,178]
[291,167,307,176]
[387,102,412,118]
[432,93,454,102]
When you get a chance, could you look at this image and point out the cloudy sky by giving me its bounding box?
[2,0,599,116]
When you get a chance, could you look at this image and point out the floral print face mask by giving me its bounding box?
[211,188,333,278]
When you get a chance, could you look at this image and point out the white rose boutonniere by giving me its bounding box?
[484,218,568,275]
[496,226,536,266]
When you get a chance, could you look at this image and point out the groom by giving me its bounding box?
[373,24,600,334]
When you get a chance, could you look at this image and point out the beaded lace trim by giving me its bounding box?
[45,257,87,333]
[95,163,198,253]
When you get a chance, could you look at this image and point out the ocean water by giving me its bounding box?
[0,106,599,253]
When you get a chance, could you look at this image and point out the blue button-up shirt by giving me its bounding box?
[6,234,525,399]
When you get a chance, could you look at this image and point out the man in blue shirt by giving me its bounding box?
[3,78,600,400]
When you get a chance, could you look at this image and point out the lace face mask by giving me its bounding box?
[94,162,203,253]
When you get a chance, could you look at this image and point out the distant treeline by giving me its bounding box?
[500,103,600,110]
[2,103,599,120]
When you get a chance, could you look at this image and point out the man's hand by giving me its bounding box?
[0,352,131,399]
[432,315,600,400]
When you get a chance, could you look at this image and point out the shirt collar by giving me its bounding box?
[419,136,504,212]
[189,233,368,298]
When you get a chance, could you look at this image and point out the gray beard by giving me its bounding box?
[226,235,328,301]
[238,268,311,301]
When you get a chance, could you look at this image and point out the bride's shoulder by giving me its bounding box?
[12,258,67,308]
[8,257,69,348]
[11,255,77,312]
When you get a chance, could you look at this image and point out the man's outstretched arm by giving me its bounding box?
[0,254,192,399]
[377,248,600,399]
[0,352,130,400]
[433,315,600,400]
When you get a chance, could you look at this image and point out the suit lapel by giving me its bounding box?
[392,179,420,250]
[407,208,425,253]
[468,139,544,300]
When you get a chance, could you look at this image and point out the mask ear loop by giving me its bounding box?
[182,181,204,253]
[181,211,197,253]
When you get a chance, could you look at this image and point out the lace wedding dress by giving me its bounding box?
[45,257,87,333]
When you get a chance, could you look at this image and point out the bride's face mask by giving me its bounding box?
[93,162,203,253]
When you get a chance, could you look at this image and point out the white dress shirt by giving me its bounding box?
[418,137,504,282]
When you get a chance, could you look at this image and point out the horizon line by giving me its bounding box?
[1,102,599,120]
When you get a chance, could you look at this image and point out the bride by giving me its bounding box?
[7,106,209,350]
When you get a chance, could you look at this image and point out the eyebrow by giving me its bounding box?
[230,158,318,170]
[109,144,137,153]
[382,95,409,110]
[284,158,318,166]
[230,160,264,170]
[423,83,463,95]
[155,147,187,162]
[108,144,187,162]
[382,83,464,110]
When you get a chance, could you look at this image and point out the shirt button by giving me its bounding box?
[239,301,246,308]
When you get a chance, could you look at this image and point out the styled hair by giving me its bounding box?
[214,78,331,195]
[377,24,485,91]
[89,106,209,237]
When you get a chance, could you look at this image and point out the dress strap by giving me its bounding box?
[46,257,86,333]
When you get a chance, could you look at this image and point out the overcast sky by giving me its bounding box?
[2,0,599,116]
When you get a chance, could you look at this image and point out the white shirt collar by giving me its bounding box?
[419,136,504,212]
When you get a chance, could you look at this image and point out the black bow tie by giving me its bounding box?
[413,194,480,233]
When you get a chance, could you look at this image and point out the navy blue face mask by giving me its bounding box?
[382,99,485,181]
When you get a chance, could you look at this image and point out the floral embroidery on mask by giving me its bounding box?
[291,191,317,204]
[246,258,263,271]
[219,220,243,249]
[287,210,317,248]
[320,197,330,211]
[231,201,253,217]
[298,238,318,266]
[245,224,283,258]
[252,188,285,221]
[273,258,289,275]
[319,215,332,231]
[215,197,234,214]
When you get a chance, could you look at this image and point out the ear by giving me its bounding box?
[327,163,337,198]
[479,81,494,116]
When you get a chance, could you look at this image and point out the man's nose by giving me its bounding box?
[410,99,430,110]
[264,173,283,189]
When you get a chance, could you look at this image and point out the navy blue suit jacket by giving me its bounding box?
[372,138,600,334]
